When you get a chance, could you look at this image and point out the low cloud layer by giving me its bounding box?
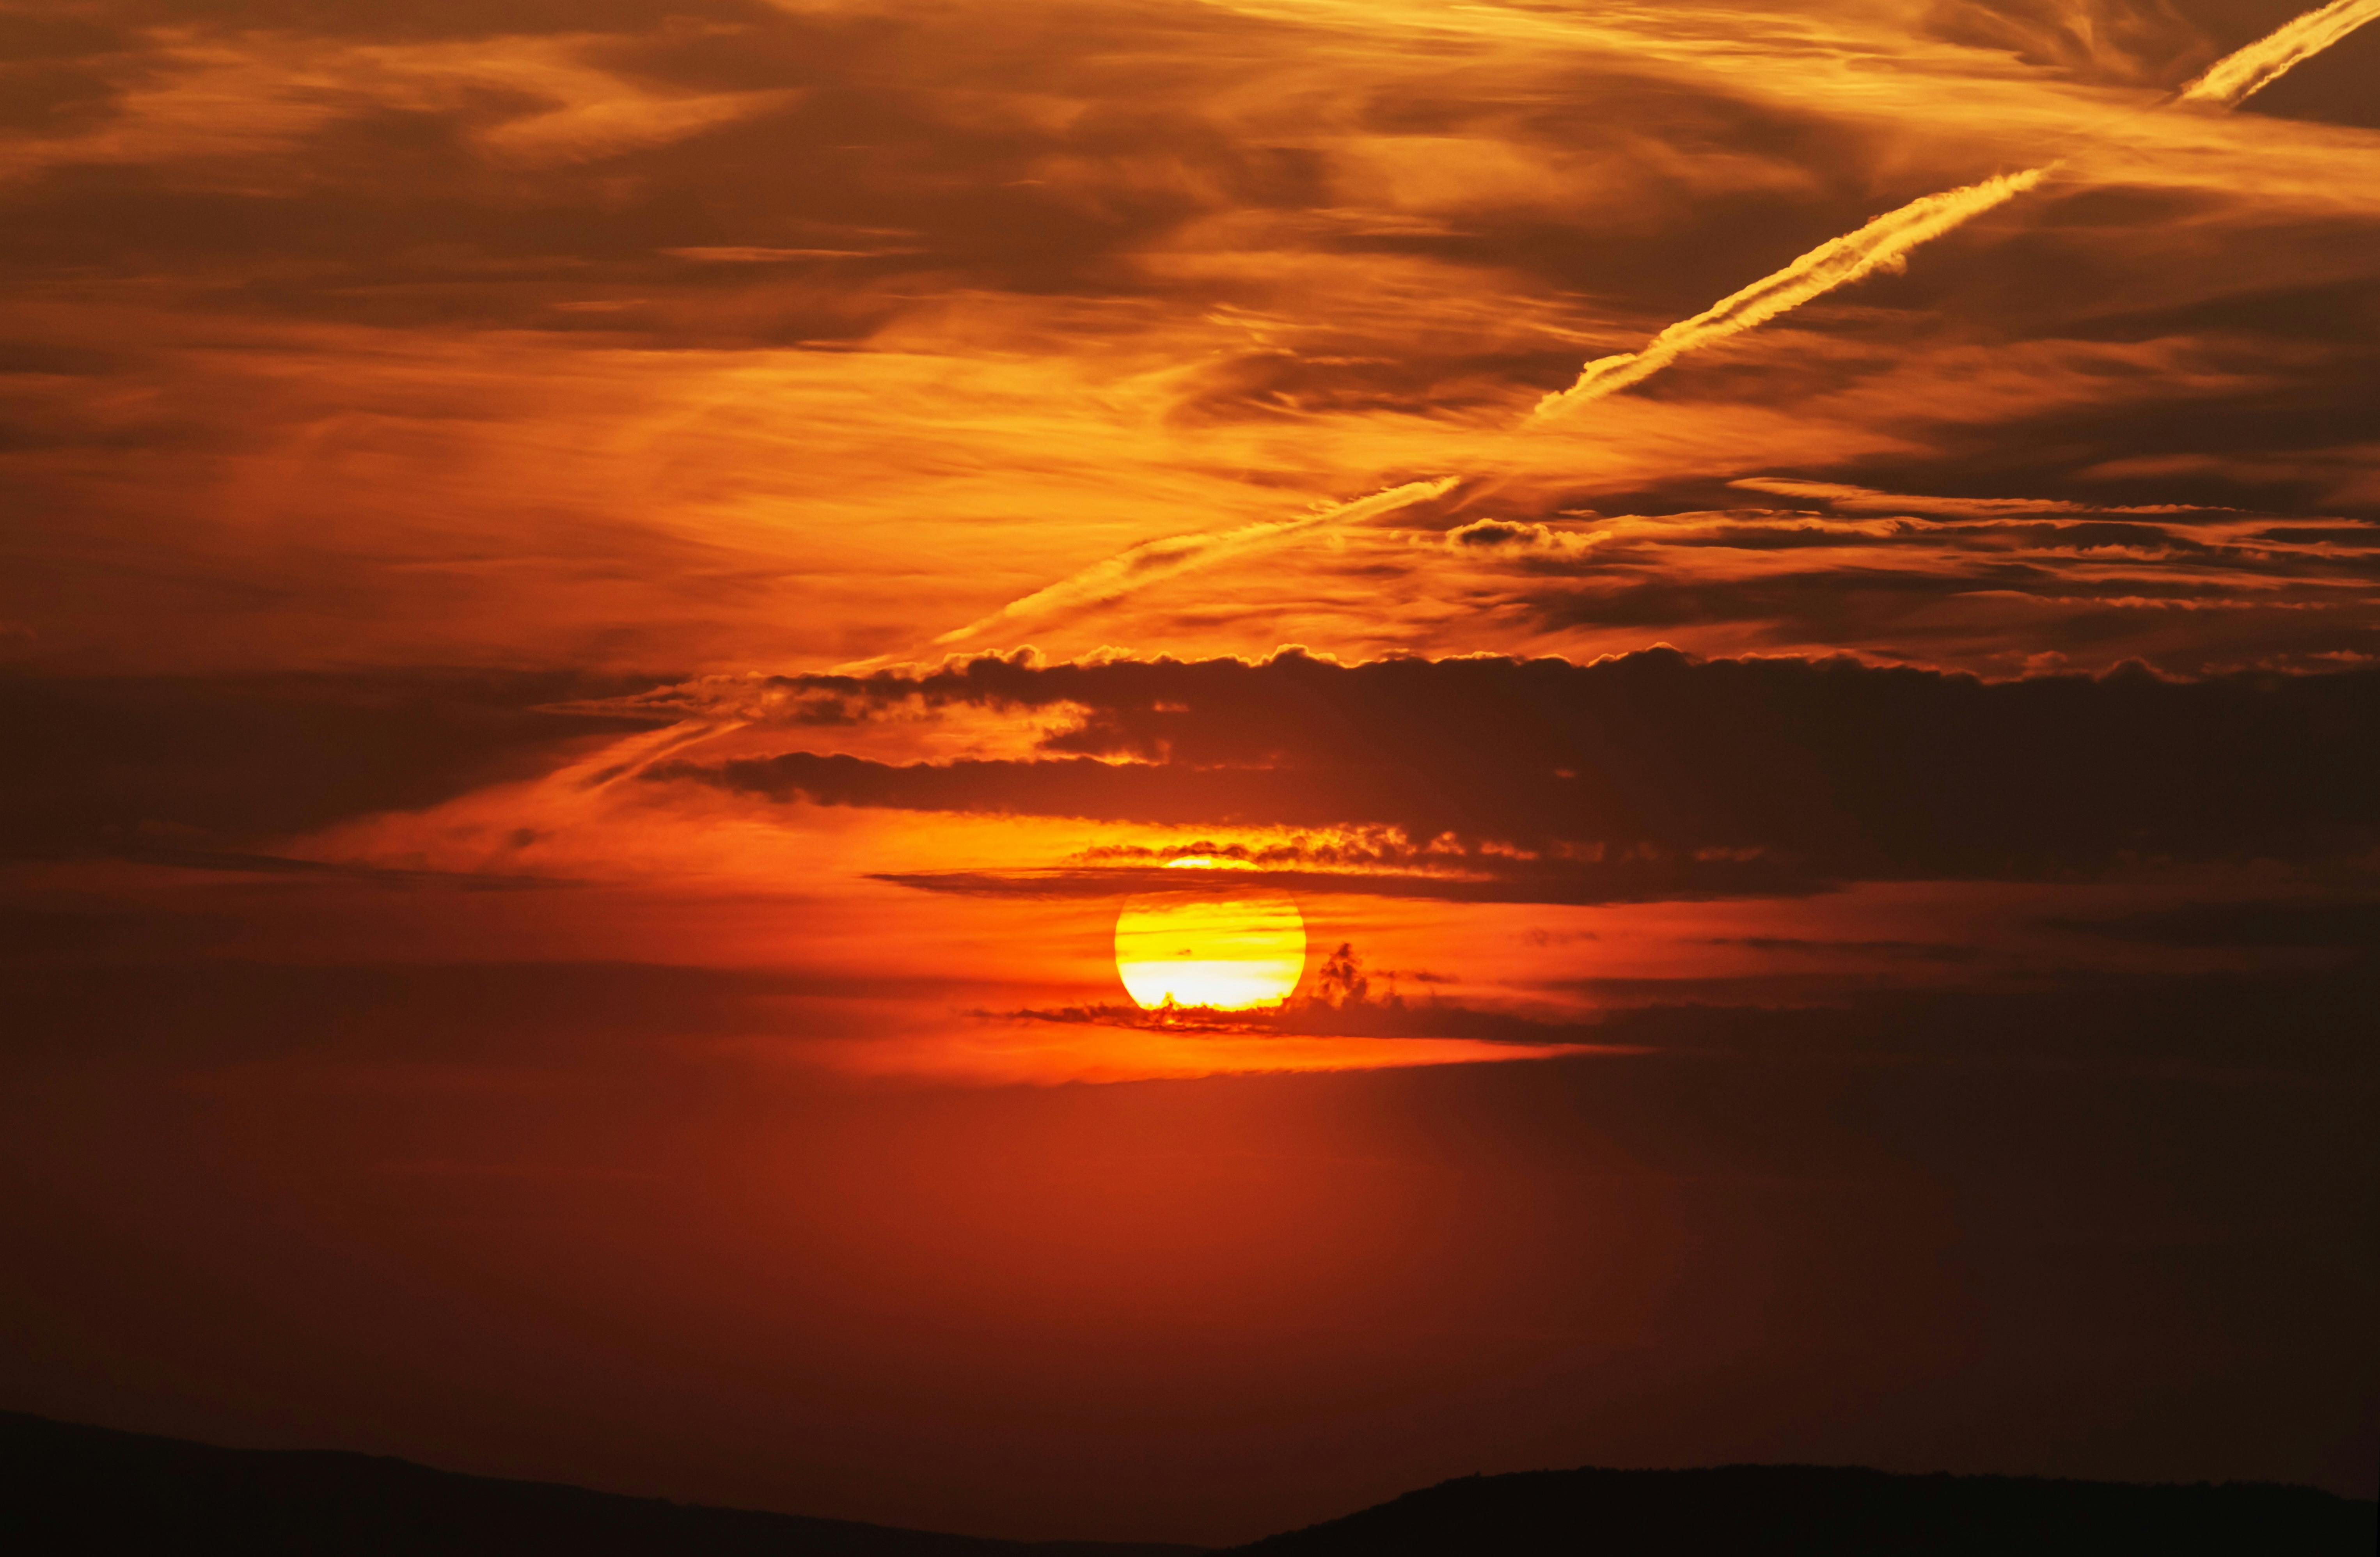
[646,649,2380,890]
[0,669,660,861]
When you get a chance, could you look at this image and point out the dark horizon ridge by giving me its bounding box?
[0,1412,1200,1557]
[1221,1461,2380,1555]
[6,1410,2374,1555]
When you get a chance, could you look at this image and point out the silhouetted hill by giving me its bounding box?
[1220,1463,2378,1555]
[9,1413,2375,1555]
[0,1412,1202,1556]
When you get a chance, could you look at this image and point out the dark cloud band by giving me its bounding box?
[648,649,2380,881]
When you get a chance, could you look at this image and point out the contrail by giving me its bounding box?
[1526,167,2051,424]
[932,0,2376,644]
[1528,0,2379,426]
[932,477,1458,645]
[2178,0,2380,106]
[945,166,2055,631]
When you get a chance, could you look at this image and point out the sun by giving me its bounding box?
[1114,894,1307,1010]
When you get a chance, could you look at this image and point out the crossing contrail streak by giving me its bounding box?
[2178,0,2380,106]
[931,478,1458,645]
[1525,167,2050,424]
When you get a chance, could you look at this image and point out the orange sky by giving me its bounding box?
[2,0,2375,1544]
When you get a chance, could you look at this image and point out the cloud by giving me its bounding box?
[1443,517,1602,553]
[0,669,664,860]
[1923,1,2221,89]
[1574,959,2380,1071]
[930,478,1459,646]
[0,958,923,1068]
[870,857,1823,908]
[904,0,2380,653]
[958,483,2376,676]
[0,28,801,184]
[646,649,2380,884]
[910,0,2372,655]
[2052,896,2380,949]
[996,964,1631,1045]
[3,0,2374,687]
[661,245,921,262]
[1723,478,2234,517]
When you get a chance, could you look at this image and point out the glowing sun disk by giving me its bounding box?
[1115,895,1306,1010]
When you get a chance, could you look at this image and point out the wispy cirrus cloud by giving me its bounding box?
[4,0,2375,683]
[919,0,2378,652]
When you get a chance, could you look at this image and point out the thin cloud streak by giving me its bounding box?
[2178,0,2380,107]
[1526,168,2053,425]
[1726,478,2235,516]
[931,478,1458,646]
